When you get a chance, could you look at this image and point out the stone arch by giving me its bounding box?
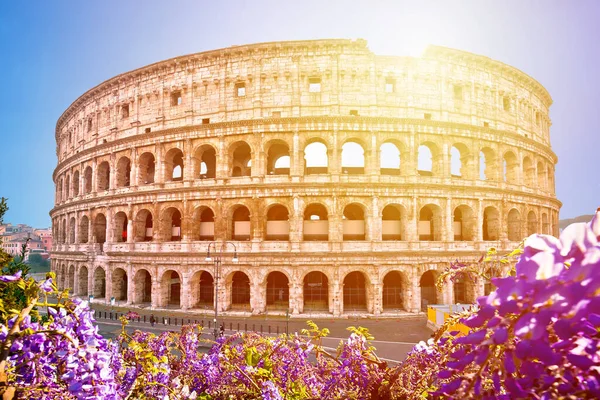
[189,270,214,309]
[83,166,93,194]
[503,151,518,184]
[537,161,546,189]
[380,141,401,175]
[343,203,367,240]
[93,266,106,298]
[265,204,290,240]
[304,140,328,174]
[420,270,440,310]
[113,211,128,242]
[138,152,155,184]
[419,204,443,241]
[417,142,440,176]
[453,272,476,304]
[453,204,476,241]
[527,210,538,236]
[303,203,329,241]
[303,271,329,311]
[381,204,407,240]
[266,271,289,309]
[450,142,470,178]
[97,161,110,191]
[229,141,252,177]
[79,215,89,243]
[382,270,408,311]
[159,207,182,241]
[133,269,152,304]
[78,265,88,296]
[193,144,216,179]
[482,206,500,241]
[227,271,251,310]
[160,269,181,307]
[547,165,554,191]
[65,173,71,199]
[507,208,522,241]
[57,178,63,203]
[93,213,107,244]
[230,205,251,240]
[134,209,153,242]
[72,170,80,196]
[523,156,534,187]
[480,147,497,181]
[341,141,365,174]
[111,267,128,301]
[191,206,215,241]
[265,140,290,175]
[165,148,184,181]
[68,216,76,244]
[343,271,369,312]
[116,156,132,188]
[67,264,75,292]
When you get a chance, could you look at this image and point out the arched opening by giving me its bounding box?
[542,213,549,235]
[418,143,439,176]
[343,271,367,312]
[266,142,290,175]
[78,266,88,296]
[133,269,152,304]
[79,216,89,243]
[190,271,214,309]
[72,170,80,196]
[138,152,155,185]
[67,265,75,292]
[97,161,110,191]
[303,204,328,241]
[382,204,405,240]
[484,267,501,296]
[113,212,128,243]
[503,151,518,184]
[68,217,76,244]
[383,271,406,310]
[341,141,365,174]
[194,145,216,179]
[93,267,106,298]
[537,161,546,189]
[453,273,471,304]
[161,208,182,241]
[523,156,534,187]
[65,175,71,200]
[231,206,251,240]
[165,148,184,181]
[161,270,181,307]
[112,268,128,301]
[230,271,250,310]
[134,209,153,242]
[229,142,252,177]
[479,148,497,181]
[380,142,401,175]
[419,204,442,241]
[93,214,107,244]
[450,146,462,177]
[547,165,554,191]
[303,271,329,311]
[453,205,475,241]
[116,157,131,188]
[266,205,289,240]
[60,219,66,244]
[507,209,521,241]
[483,207,500,241]
[266,271,289,309]
[527,211,538,236]
[83,166,92,194]
[304,141,328,174]
[57,179,63,203]
[193,207,215,241]
[420,270,438,310]
[343,203,366,240]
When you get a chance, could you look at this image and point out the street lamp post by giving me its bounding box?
[205,241,238,340]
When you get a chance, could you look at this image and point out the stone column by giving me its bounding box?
[151,277,161,309]
[476,199,483,241]
[87,266,94,297]
[443,198,452,241]
[180,271,191,310]
[410,271,421,313]
[407,197,418,241]
[74,212,79,244]
[126,219,133,243]
[155,144,164,184]
[250,282,265,315]
[126,264,134,305]
[105,267,113,304]
[216,137,228,180]
[130,148,138,187]
[291,132,301,177]
[91,159,97,193]
[372,283,382,315]
[291,281,301,314]
[371,197,380,241]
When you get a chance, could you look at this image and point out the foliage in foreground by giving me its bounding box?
[0,208,599,399]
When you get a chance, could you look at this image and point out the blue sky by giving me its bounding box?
[0,0,598,227]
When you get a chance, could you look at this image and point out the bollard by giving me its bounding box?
[109,312,112,320]
[143,315,146,323]
[260,325,263,334]
[237,323,240,331]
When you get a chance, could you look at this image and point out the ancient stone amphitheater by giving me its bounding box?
[50,39,560,317]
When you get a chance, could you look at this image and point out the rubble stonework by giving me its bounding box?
[50,39,560,316]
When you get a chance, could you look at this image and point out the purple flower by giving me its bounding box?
[0,270,22,282]
[40,278,53,292]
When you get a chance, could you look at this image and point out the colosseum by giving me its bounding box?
[50,39,560,317]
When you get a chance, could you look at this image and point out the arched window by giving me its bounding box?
[380,142,401,175]
[303,204,328,241]
[304,141,328,174]
[341,142,365,174]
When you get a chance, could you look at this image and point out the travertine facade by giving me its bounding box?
[50,39,560,316]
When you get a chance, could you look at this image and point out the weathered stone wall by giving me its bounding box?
[50,39,560,316]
